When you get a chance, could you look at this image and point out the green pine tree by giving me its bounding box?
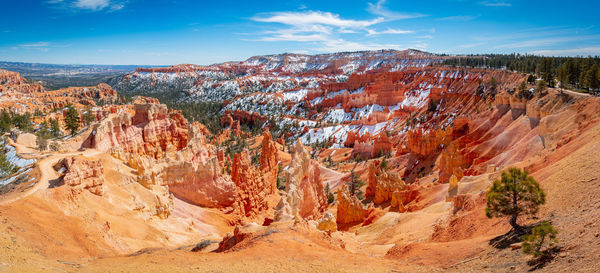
[485,167,546,230]
[49,118,61,137]
[348,173,366,200]
[584,64,599,91]
[64,104,81,136]
[82,108,96,126]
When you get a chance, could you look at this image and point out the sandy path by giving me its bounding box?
[0,149,101,206]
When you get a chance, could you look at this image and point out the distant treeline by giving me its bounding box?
[442,54,600,92]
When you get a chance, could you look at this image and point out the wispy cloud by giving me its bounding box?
[47,0,127,12]
[20,42,51,47]
[367,28,414,36]
[252,11,383,29]
[479,1,512,7]
[438,15,479,21]
[367,0,426,20]
[530,47,600,56]
[249,9,413,53]
[493,35,600,49]
[14,42,52,52]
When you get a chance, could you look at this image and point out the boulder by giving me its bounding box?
[317,212,337,233]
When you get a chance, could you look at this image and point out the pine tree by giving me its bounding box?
[324,183,335,204]
[584,64,599,91]
[490,77,498,91]
[380,157,388,170]
[535,80,547,95]
[0,140,18,177]
[485,167,546,230]
[348,173,366,200]
[64,104,81,136]
[557,64,568,90]
[49,118,61,137]
[527,74,536,84]
[0,110,11,134]
[518,80,527,94]
[82,107,96,126]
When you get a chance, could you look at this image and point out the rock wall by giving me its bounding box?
[91,103,189,159]
[164,157,235,209]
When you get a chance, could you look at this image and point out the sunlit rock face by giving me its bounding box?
[336,184,370,225]
[276,140,327,222]
[91,103,189,159]
[55,157,105,196]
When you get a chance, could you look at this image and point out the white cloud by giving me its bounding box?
[249,8,419,54]
[252,11,383,29]
[530,47,600,56]
[479,1,512,7]
[367,0,426,20]
[255,32,329,42]
[47,0,127,12]
[439,15,479,21]
[20,42,50,47]
[416,35,434,39]
[367,28,414,36]
[74,0,109,10]
[292,50,310,54]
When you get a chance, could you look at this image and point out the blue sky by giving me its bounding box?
[0,0,599,65]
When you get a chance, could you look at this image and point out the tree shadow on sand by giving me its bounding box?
[489,225,533,249]
[526,246,561,271]
[489,225,562,271]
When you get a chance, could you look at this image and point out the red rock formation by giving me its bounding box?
[231,151,270,219]
[0,69,23,85]
[0,69,117,114]
[260,130,279,194]
[222,110,269,126]
[372,132,392,157]
[91,103,189,159]
[275,140,327,221]
[229,132,280,220]
[221,112,235,128]
[56,157,104,196]
[406,128,450,157]
[391,184,421,212]
[336,184,370,224]
[366,160,405,205]
[438,141,468,183]
[164,157,235,209]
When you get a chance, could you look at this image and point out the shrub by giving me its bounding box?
[522,221,558,258]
